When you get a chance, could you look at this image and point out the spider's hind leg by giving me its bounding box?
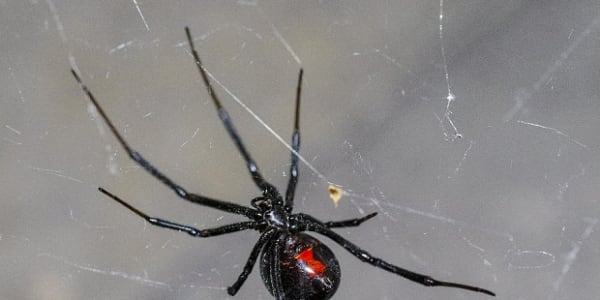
[227,229,276,296]
[305,217,496,297]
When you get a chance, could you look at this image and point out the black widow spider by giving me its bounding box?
[71,27,495,300]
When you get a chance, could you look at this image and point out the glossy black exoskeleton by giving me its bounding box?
[261,233,340,300]
[71,26,496,300]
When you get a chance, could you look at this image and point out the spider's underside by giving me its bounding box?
[71,27,495,300]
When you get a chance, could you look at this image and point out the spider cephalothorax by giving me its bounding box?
[71,27,495,300]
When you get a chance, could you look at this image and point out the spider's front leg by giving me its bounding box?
[284,69,303,213]
[71,69,260,220]
[185,27,281,201]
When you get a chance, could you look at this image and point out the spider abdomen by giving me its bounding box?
[260,233,341,300]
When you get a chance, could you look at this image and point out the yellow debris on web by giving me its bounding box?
[328,184,343,207]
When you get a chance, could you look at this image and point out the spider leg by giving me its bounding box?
[303,216,495,296]
[185,27,281,202]
[324,212,378,228]
[99,188,259,237]
[227,229,275,296]
[283,69,303,213]
[71,70,260,220]
[270,234,287,300]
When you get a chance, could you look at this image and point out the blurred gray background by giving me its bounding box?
[1,1,599,299]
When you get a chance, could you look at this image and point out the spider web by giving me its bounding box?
[1,1,599,299]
